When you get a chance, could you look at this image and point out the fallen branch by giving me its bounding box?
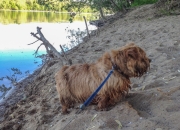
[30,27,63,62]
[28,40,39,45]
[34,43,43,55]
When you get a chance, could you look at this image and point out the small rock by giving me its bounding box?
[94,48,102,52]
[132,84,139,88]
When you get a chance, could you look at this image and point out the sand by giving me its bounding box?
[0,4,180,130]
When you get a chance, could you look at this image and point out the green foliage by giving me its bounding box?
[0,0,159,12]
[0,0,95,12]
[131,0,158,7]
[0,0,59,11]
[58,0,133,21]
[0,10,96,24]
[159,8,171,15]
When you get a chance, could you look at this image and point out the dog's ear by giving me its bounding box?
[126,48,138,59]
[111,50,119,57]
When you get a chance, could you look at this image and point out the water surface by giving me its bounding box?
[0,10,97,98]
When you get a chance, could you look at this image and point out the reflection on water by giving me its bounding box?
[0,50,43,99]
[0,10,97,24]
[0,10,97,99]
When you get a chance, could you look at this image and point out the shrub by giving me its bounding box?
[131,0,158,7]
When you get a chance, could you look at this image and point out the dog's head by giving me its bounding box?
[111,43,151,77]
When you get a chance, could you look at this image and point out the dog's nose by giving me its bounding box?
[148,58,152,62]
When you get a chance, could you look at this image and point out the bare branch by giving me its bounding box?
[30,32,41,41]
[35,27,62,59]
[28,40,39,45]
[30,27,64,66]
[34,43,43,55]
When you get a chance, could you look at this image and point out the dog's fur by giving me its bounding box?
[55,43,150,114]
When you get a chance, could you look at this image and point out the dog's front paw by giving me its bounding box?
[61,110,70,115]
[96,106,111,111]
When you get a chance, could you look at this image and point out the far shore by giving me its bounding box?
[0,9,95,14]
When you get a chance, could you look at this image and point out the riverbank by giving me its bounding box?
[0,67,41,121]
[1,4,180,130]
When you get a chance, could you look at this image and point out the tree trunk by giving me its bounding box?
[109,0,122,11]
[99,7,106,20]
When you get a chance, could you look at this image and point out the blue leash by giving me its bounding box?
[62,67,114,130]
[78,66,114,112]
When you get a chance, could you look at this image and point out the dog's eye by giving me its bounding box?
[141,59,145,62]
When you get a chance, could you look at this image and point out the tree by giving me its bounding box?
[58,0,131,19]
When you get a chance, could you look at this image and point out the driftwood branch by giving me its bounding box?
[28,40,39,45]
[30,32,41,41]
[31,27,63,62]
[34,43,43,55]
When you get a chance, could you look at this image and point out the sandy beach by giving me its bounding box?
[0,4,180,130]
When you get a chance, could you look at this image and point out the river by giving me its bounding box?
[0,10,97,99]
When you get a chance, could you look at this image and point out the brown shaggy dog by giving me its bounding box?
[55,43,151,114]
